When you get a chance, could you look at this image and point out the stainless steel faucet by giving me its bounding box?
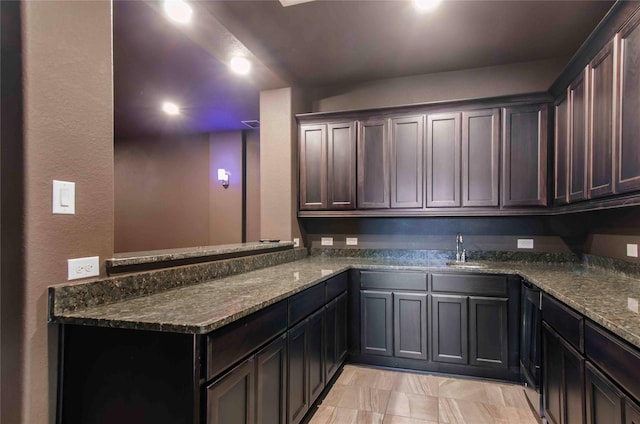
[455,232,465,262]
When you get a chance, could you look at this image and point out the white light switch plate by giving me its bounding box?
[517,239,534,249]
[293,238,300,248]
[346,237,358,246]
[68,256,99,280]
[52,180,75,214]
[321,237,333,246]
[627,244,638,258]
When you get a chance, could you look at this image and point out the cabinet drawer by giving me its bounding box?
[360,271,427,291]
[585,320,640,401]
[289,283,326,325]
[207,300,287,381]
[542,294,583,352]
[430,274,507,296]
[326,272,348,300]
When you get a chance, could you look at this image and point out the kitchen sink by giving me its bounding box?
[445,261,489,270]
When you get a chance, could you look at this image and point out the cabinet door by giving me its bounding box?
[462,109,500,207]
[555,96,570,205]
[502,105,548,207]
[617,13,640,193]
[432,294,468,364]
[569,68,589,202]
[361,290,393,356]
[308,308,325,403]
[585,362,624,424]
[327,122,356,209]
[299,124,327,210]
[390,115,424,208]
[324,298,339,381]
[625,399,640,424]
[426,113,461,207]
[469,296,508,369]
[256,335,287,424]
[393,292,428,360]
[543,322,586,424]
[288,320,308,424]
[588,40,616,199]
[206,358,255,424]
[358,119,390,208]
[336,292,348,364]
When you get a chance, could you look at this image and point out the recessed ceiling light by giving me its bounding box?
[162,101,180,116]
[163,0,192,24]
[229,56,252,75]
[413,0,442,12]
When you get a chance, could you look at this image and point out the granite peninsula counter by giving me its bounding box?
[50,255,640,349]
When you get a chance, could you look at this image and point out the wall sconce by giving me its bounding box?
[217,168,230,189]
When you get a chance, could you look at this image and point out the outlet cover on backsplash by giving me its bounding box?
[627,244,638,258]
[517,239,534,249]
[321,237,333,246]
[346,237,358,246]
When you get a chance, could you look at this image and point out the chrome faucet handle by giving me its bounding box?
[461,249,466,262]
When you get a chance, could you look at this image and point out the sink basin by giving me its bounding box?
[445,261,488,270]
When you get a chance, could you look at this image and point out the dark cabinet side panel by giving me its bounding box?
[555,96,570,205]
[206,359,254,424]
[502,105,548,207]
[358,119,390,208]
[462,109,500,207]
[256,335,287,424]
[432,294,468,364]
[585,362,624,424]
[361,290,393,356]
[390,115,424,208]
[626,399,640,424]
[569,68,589,202]
[618,13,640,193]
[563,337,585,424]
[588,40,616,199]
[299,125,327,209]
[336,292,348,364]
[426,113,461,207]
[393,292,428,360]
[327,122,356,209]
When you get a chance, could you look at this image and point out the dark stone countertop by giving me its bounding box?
[50,256,640,350]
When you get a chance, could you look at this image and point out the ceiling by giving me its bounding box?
[114,0,614,138]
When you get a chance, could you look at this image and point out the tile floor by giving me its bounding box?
[308,364,540,424]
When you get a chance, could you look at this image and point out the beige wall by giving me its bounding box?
[20,2,114,423]
[260,87,306,243]
[312,58,568,112]
[209,131,243,245]
[245,130,261,242]
[114,134,211,252]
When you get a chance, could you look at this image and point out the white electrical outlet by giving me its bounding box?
[346,237,358,246]
[52,180,75,214]
[321,237,333,246]
[517,239,534,249]
[293,238,300,248]
[627,244,638,258]
[67,256,99,280]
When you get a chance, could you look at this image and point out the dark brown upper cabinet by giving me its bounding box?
[426,113,461,208]
[502,104,548,207]
[390,116,424,208]
[299,122,356,210]
[299,124,327,210]
[461,109,500,207]
[555,96,570,205]
[617,12,640,193]
[327,122,357,208]
[588,39,616,199]
[357,119,390,209]
[569,67,589,203]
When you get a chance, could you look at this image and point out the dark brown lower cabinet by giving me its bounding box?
[288,320,309,424]
[393,292,428,360]
[469,296,508,369]
[206,358,255,424]
[432,294,468,365]
[308,308,326,402]
[585,362,624,424]
[542,322,585,424]
[360,290,393,356]
[325,292,348,381]
[256,335,287,424]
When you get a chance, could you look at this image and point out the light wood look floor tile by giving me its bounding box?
[312,365,539,424]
